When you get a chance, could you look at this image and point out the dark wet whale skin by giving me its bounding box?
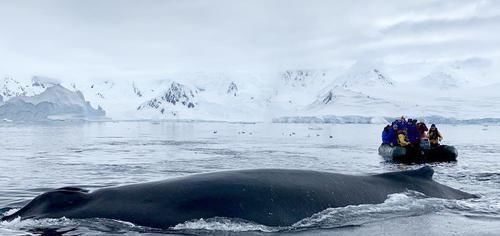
[2,166,475,228]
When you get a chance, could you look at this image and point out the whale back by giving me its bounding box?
[56,187,89,193]
[2,167,476,228]
[374,166,475,200]
[375,166,434,180]
[1,187,90,221]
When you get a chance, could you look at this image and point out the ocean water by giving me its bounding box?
[0,121,498,235]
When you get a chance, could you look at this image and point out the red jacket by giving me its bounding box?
[417,123,429,138]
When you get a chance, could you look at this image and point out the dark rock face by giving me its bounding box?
[373,69,393,85]
[138,82,197,112]
[282,70,319,87]
[322,90,335,104]
[1,77,27,98]
[227,81,238,96]
[162,82,196,106]
[132,83,143,97]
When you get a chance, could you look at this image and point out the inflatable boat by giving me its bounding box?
[378,144,458,163]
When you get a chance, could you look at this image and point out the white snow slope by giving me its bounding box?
[1,60,499,123]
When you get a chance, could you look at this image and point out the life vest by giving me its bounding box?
[398,133,410,146]
[429,130,442,144]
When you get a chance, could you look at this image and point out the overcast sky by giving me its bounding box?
[0,0,499,81]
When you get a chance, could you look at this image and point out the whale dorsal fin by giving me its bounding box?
[54,187,89,193]
[403,166,434,179]
[377,166,434,180]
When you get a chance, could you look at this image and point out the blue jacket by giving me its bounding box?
[395,120,407,131]
[407,124,419,143]
[382,128,397,145]
[382,130,391,144]
[389,129,398,145]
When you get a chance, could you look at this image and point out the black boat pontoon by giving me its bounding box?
[378,144,458,163]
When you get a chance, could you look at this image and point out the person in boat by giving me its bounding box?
[417,121,431,150]
[416,120,429,138]
[382,125,392,145]
[428,124,443,148]
[397,129,410,147]
[398,128,421,157]
[395,116,407,130]
[407,119,420,145]
[389,124,398,146]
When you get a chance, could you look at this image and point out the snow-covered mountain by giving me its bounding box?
[137,82,198,116]
[331,61,395,90]
[418,71,469,89]
[335,68,394,89]
[1,77,38,100]
[1,76,60,100]
[281,69,330,87]
[409,58,494,90]
[308,87,399,116]
[1,59,498,123]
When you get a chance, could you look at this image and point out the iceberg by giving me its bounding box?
[0,85,106,121]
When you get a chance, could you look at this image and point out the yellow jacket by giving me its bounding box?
[429,131,443,144]
[398,134,410,146]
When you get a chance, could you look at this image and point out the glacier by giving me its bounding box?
[0,60,499,123]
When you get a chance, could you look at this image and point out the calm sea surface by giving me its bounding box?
[0,122,499,235]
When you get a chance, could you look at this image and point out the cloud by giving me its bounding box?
[0,0,498,81]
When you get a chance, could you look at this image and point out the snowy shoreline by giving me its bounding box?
[273,115,500,125]
[2,115,499,125]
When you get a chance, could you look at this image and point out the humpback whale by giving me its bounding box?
[1,167,475,228]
